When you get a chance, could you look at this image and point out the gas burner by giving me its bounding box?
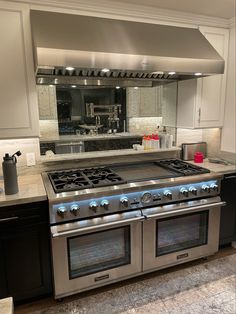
[155,159,210,176]
[48,167,126,193]
[83,167,126,187]
[48,170,92,193]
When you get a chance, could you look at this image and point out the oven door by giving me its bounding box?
[142,197,225,271]
[51,210,143,299]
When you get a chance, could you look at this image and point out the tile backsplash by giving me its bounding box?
[39,120,59,139]
[128,117,163,135]
[176,128,203,146]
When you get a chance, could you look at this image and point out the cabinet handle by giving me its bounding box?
[0,216,19,223]
[224,175,236,180]
[198,108,201,123]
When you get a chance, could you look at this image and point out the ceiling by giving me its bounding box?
[106,0,236,19]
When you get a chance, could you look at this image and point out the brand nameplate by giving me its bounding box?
[177,253,189,260]
[94,274,109,282]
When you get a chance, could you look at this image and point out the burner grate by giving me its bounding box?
[155,159,210,176]
[48,170,93,193]
[48,167,126,193]
[82,167,126,187]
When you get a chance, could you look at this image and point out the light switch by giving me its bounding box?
[26,152,36,166]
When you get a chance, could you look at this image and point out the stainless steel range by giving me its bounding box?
[42,159,225,299]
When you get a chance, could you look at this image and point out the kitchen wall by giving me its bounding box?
[0,138,40,176]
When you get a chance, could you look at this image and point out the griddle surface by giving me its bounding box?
[111,162,180,182]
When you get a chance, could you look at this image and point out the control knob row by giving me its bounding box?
[57,204,80,217]
[202,183,218,193]
[179,186,198,197]
[89,200,110,212]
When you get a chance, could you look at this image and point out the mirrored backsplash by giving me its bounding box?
[37,83,177,155]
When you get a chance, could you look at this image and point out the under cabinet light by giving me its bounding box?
[151,71,164,75]
[71,85,76,88]
[116,86,120,89]
[168,71,176,75]
[66,66,75,71]
[101,68,110,73]
[195,72,202,76]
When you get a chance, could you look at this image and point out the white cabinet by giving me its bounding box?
[0,2,39,138]
[177,26,229,129]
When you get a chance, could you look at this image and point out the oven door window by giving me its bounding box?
[68,226,130,279]
[156,211,208,256]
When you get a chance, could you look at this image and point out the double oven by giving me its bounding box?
[42,160,225,299]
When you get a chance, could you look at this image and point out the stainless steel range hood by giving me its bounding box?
[31,10,225,87]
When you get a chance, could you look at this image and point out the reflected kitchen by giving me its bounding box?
[38,82,177,155]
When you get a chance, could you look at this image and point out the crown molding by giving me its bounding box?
[6,0,231,28]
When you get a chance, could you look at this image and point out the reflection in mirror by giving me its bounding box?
[37,83,177,155]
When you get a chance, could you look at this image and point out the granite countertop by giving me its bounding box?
[188,159,236,174]
[0,297,13,314]
[40,132,142,143]
[0,174,47,207]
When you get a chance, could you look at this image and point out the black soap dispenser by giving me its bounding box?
[2,151,21,195]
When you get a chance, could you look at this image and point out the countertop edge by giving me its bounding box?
[0,195,47,208]
[40,147,181,163]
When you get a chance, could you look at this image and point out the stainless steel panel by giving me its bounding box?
[51,210,143,238]
[51,218,142,298]
[143,198,222,271]
[31,11,224,78]
[182,142,207,160]
[42,171,223,205]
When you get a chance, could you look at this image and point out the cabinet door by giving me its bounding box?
[177,27,229,129]
[0,2,39,138]
[1,224,52,302]
[219,174,236,245]
[195,27,229,128]
[0,241,7,299]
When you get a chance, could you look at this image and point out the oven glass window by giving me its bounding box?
[156,211,208,256]
[68,226,130,279]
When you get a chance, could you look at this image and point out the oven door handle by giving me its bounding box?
[51,216,144,238]
[144,201,226,220]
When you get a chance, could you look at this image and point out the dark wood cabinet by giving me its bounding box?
[219,173,236,245]
[0,201,52,302]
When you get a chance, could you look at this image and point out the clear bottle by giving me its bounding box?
[153,134,160,149]
[146,135,152,150]
[142,135,147,150]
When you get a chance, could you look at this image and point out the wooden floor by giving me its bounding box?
[15,245,236,314]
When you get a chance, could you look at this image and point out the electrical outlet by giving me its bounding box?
[26,152,36,166]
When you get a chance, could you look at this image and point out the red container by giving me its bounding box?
[194,151,204,163]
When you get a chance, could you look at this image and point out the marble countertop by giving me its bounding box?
[0,297,13,314]
[188,159,236,174]
[0,174,47,207]
[40,132,142,143]
[40,147,181,163]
